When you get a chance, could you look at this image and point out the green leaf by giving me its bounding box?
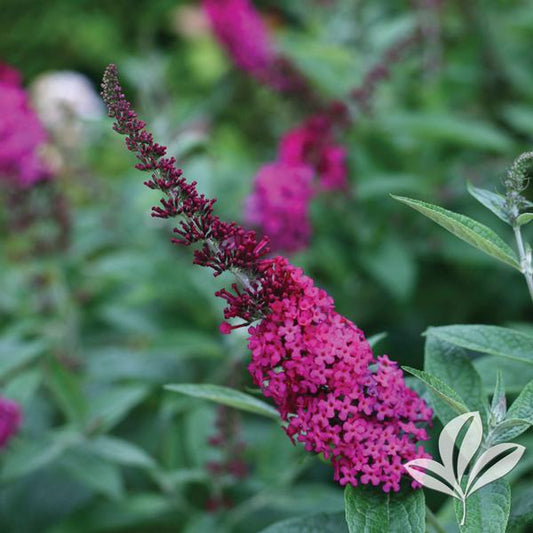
[259,512,348,533]
[516,213,533,226]
[88,384,150,432]
[60,450,124,500]
[506,379,533,429]
[490,370,507,425]
[368,332,388,349]
[508,484,533,532]
[164,383,279,419]
[455,479,510,533]
[490,418,531,443]
[426,325,533,365]
[45,356,88,426]
[1,430,82,482]
[474,356,533,394]
[381,112,513,152]
[424,336,488,425]
[0,338,47,379]
[51,493,171,532]
[467,183,511,224]
[392,196,520,270]
[403,366,469,419]
[362,237,417,301]
[82,436,156,469]
[2,369,41,406]
[344,485,425,533]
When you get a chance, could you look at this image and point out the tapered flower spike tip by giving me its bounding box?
[101,64,119,110]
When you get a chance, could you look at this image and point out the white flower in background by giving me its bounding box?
[31,71,104,147]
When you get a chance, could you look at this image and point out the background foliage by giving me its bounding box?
[1,0,532,531]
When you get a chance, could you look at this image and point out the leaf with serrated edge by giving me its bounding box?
[466,444,525,496]
[392,196,520,270]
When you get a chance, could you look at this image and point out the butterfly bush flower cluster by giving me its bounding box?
[0,62,49,187]
[101,65,432,491]
[248,257,432,491]
[202,0,307,92]
[0,397,22,449]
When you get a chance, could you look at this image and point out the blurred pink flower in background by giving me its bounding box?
[0,397,22,449]
[246,114,348,252]
[0,62,50,187]
[245,162,314,252]
[280,115,348,191]
[203,0,275,78]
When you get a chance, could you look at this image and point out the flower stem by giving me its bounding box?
[513,224,533,304]
[426,506,447,533]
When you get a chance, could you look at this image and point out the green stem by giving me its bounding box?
[426,505,447,533]
[513,224,533,304]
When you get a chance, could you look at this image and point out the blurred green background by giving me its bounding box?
[1,0,533,531]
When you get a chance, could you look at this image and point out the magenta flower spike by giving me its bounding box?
[203,0,274,78]
[0,62,50,187]
[101,65,432,491]
[0,397,22,449]
[245,162,314,252]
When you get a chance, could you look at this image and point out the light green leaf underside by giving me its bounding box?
[392,196,520,270]
[426,325,533,365]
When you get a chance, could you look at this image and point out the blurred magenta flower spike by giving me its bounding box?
[246,112,349,253]
[245,162,314,252]
[203,0,275,78]
[280,114,348,191]
[101,64,433,491]
[0,397,22,449]
[0,62,50,187]
[202,0,306,91]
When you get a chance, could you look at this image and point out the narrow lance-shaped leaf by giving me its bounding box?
[490,370,507,425]
[467,182,511,224]
[164,383,279,419]
[507,379,533,423]
[490,418,532,444]
[424,336,488,425]
[403,366,470,415]
[392,196,520,270]
[426,325,533,365]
